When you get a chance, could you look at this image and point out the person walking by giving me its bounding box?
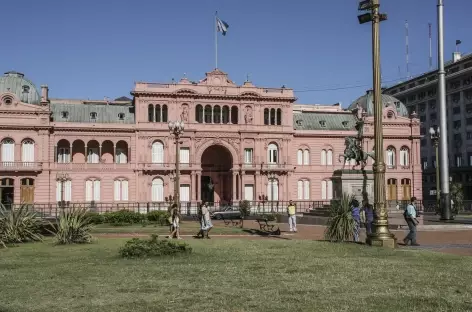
[201,202,213,239]
[361,201,375,235]
[287,200,297,233]
[168,207,181,239]
[403,197,420,246]
[194,202,205,239]
[351,199,361,242]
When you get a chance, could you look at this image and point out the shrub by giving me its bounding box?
[262,214,276,222]
[324,193,356,242]
[0,204,43,247]
[85,212,105,224]
[119,234,192,258]
[51,207,93,245]
[103,210,144,225]
[146,211,170,226]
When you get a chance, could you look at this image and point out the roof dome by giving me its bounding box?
[0,71,41,104]
[348,90,409,117]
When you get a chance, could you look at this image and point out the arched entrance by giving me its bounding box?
[201,145,233,205]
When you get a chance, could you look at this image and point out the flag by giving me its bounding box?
[216,17,229,36]
[456,40,462,45]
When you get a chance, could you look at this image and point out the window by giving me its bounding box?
[155,105,161,122]
[222,106,229,124]
[321,150,327,165]
[56,180,72,202]
[21,140,34,164]
[454,133,462,142]
[87,148,99,163]
[3,96,13,105]
[452,93,461,103]
[179,147,190,166]
[297,180,310,200]
[118,113,125,120]
[467,118,472,125]
[115,148,127,164]
[453,107,461,115]
[270,108,276,125]
[244,148,253,164]
[342,121,349,128]
[90,112,97,120]
[421,139,427,146]
[456,155,463,167]
[276,109,282,125]
[297,149,303,165]
[469,153,472,166]
[267,143,278,164]
[297,149,309,165]
[57,147,70,163]
[399,146,409,167]
[61,111,69,119]
[180,184,190,202]
[195,105,203,123]
[162,105,168,122]
[264,108,269,125]
[327,150,333,165]
[267,179,279,200]
[22,85,30,93]
[419,103,426,112]
[151,178,164,202]
[148,104,154,122]
[319,120,326,128]
[454,120,462,129]
[1,138,15,164]
[213,105,221,123]
[422,157,428,170]
[467,132,472,140]
[429,100,436,109]
[152,141,164,164]
[430,113,437,120]
[114,180,129,201]
[204,105,212,123]
[386,146,396,168]
[85,179,100,202]
[321,180,333,200]
[231,106,238,124]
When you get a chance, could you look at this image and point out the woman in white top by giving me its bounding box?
[168,206,181,239]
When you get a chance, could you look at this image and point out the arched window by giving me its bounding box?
[327,150,333,165]
[297,180,310,200]
[152,141,164,164]
[276,108,282,125]
[195,105,203,123]
[162,104,168,122]
[400,146,410,167]
[231,106,238,124]
[155,105,161,122]
[264,108,269,125]
[222,106,230,124]
[85,179,100,202]
[267,179,279,201]
[152,178,164,202]
[204,105,212,123]
[321,180,333,200]
[297,149,303,165]
[22,139,35,164]
[321,149,327,165]
[1,138,15,165]
[148,104,154,122]
[56,179,71,202]
[270,108,276,125]
[114,179,129,201]
[303,149,309,165]
[213,105,221,123]
[267,143,278,164]
[386,146,396,168]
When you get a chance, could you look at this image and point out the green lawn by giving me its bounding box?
[1,239,472,312]
[91,221,246,234]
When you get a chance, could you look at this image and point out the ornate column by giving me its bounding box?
[232,172,237,202]
[98,145,102,162]
[113,143,116,163]
[220,109,223,124]
[190,172,196,201]
[240,171,244,200]
[197,172,201,201]
[84,144,88,164]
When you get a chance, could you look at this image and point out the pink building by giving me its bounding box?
[0,69,422,211]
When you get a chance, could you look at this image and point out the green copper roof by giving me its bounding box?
[50,103,135,124]
[293,112,357,131]
[0,71,41,104]
[348,90,409,117]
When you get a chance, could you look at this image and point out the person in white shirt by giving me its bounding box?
[403,197,420,246]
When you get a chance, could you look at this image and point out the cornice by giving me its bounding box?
[52,127,135,134]
[132,91,296,103]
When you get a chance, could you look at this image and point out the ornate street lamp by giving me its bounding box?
[56,172,70,208]
[358,0,396,248]
[429,126,441,213]
[168,120,185,209]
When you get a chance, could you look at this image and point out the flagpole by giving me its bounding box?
[215,11,218,69]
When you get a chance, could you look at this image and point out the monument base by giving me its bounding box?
[366,235,397,248]
[332,169,374,204]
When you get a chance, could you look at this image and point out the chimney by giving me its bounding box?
[453,52,462,63]
[40,85,49,104]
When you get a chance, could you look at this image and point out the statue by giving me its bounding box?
[338,137,375,170]
[180,105,189,122]
[244,106,253,124]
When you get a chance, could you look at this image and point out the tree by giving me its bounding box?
[239,200,251,228]
[450,182,464,215]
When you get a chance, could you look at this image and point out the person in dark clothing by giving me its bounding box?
[351,199,361,242]
[403,197,420,246]
[361,201,375,235]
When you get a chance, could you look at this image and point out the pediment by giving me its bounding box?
[174,88,199,95]
[239,91,261,97]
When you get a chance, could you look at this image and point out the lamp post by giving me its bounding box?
[358,0,396,248]
[268,172,276,212]
[56,172,70,209]
[437,0,452,220]
[429,126,441,213]
[168,120,185,209]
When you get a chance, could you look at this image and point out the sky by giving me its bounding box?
[2,0,472,107]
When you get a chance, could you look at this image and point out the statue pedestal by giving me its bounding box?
[332,169,374,204]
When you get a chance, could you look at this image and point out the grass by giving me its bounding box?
[90,221,246,235]
[1,239,472,312]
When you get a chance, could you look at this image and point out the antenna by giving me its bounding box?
[405,20,410,78]
[429,23,433,70]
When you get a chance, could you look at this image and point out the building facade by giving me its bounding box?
[0,69,422,211]
[384,52,472,201]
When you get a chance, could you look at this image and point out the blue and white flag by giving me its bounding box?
[216,17,229,36]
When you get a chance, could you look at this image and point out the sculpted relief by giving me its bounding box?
[244,106,253,124]
[180,104,189,122]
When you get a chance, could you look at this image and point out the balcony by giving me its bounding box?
[0,162,43,172]
[139,163,175,171]
[53,162,132,171]
[260,163,292,172]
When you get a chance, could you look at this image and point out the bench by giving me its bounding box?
[221,215,243,226]
[255,218,275,232]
